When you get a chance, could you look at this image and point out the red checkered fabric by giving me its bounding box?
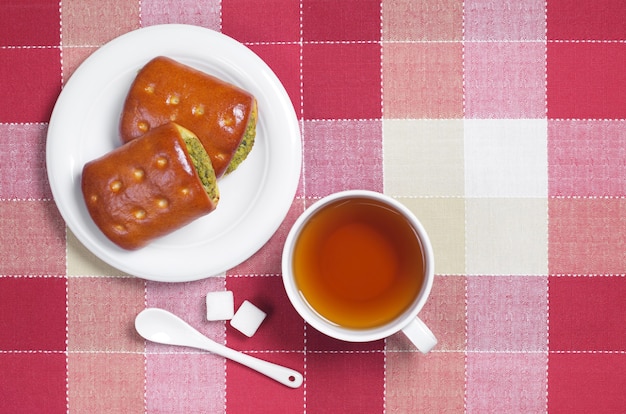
[1,0,626,413]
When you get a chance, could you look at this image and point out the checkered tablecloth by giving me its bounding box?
[2,0,626,413]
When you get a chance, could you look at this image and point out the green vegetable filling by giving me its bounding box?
[178,126,219,204]
[226,100,257,175]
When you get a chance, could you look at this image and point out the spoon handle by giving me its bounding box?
[209,339,303,388]
[190,333,303,388]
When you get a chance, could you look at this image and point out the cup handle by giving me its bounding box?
[401,317,437,354]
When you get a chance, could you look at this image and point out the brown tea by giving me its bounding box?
[292,197,425,329]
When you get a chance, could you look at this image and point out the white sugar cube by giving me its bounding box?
[206,290,235,321]
[230,300,267,337]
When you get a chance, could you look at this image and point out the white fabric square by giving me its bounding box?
[465,119,547,197]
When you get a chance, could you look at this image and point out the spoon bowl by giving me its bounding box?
[135,307,303,388]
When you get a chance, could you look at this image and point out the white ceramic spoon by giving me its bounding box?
[135,308,303,388]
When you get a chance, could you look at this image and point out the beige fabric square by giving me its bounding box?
[466,198,548,275]
[384,119,464,197]
[67,229,131,277]
[398,197,465,275]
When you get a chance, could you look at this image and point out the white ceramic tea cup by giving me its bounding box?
[281,190,437,353]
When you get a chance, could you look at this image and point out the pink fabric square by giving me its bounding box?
[0,353,66,413]
[549,198,626,275]
[225,275,304,351]
[68,277,145,352]
[467,276,548,352]
[61,0,139,46]
[302,43,382,120]
[0,124,51,200]
[383,42,463,118]
[549,353,626,412]
[306,326,384,352]
[386,352,465,413]
[302,0,381,41]
[0,48,60,123]
[464,41,546,118]
[248,43,302,118]
[146,277,226,351]
[549,120,626,196]
[221,0,300,43]
[0,0,60,46]
[389,275,466,351]
[146,353,226,413]
[0,276,66,351]
[306,352,384,413]
[466,352,547,413]
[140,0,220,29]
[228,202,301,276]
[225,352,304,412]
[547,0,626,40]
[547,43,626,119]
[0,201,65,275]
[383,0,463,41]
[464,0,546,41]
[221,273,307,406]
[303,120,383,197]
[226,352,303,413]
[549,276,626,351]
[68,353,145,413]
[61,46,97,80]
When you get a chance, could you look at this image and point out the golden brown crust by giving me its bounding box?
[81,123,217,250]
[120,56,256,177]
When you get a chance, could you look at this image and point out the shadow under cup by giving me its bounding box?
[281,191,436,351]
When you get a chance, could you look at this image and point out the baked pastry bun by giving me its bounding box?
[82,123,219,250]
[120,56,257,177]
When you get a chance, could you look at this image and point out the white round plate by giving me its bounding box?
[47,24,301,282]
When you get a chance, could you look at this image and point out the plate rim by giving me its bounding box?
[46,24,302,282]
